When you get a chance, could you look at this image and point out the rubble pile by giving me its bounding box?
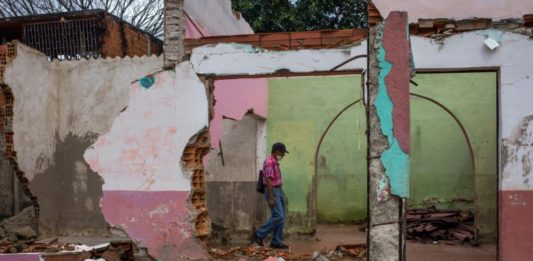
[0,238,134,260]
[0,207,38,246]
[406,208,475,245]
[209,244,366,260]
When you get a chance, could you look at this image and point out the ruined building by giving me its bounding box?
[0,0,533,260]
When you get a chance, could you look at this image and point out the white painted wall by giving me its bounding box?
[373,0,533,23]
[410,32,533,140]
[4,44,59,181]
[4,43,162,180]
[191,43,368,76]
[84,62,208,191]
[410,32,533,190]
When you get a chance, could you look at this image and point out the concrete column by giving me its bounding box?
[367,11,413,261]
[163,0,185,69]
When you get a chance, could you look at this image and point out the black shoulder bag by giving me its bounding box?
[256,170,265,193]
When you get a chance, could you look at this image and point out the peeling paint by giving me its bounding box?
[4,43,163,182]
[375,12,411,198]
[372,0,533,23]
[502,115,533,190]
[191,42,367,76]
[84,62,209,260]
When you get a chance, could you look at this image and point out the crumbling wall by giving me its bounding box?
[4,42,162,237]
[409,30,533,260]
[0,44,16,219]
[192,42,368,234]
[368,11,412,261]
[206,115,266,243]
[0,43,39,243]
[84,63,210,260]
[185,9,269,243]
[372,0,533,23]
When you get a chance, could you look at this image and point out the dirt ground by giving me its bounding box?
[211,224,496,261]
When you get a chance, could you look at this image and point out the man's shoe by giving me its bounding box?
[252,233,264,246]
[269,243,289,249]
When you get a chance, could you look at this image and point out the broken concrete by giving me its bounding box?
[191,42,367,77]
[10,226,37,239]
[367,11,413,260]
[206,115,267,243]
[3,42,162,239]
[0,206,38,244]
[0,207,37,234]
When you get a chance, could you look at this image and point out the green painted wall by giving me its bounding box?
[409,72,497,242]
[267,75,366,225]
[267,73,496,241]
[317,99,367,222]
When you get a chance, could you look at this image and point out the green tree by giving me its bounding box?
[231,0,300,33]
[231,0,367,33]
[295,0,368,31]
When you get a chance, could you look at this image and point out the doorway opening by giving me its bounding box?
[405,71,498,261]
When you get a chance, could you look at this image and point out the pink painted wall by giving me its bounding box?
[186,13,268,150]
[84,65,210,260]
[210,79,268,149]
[185,15,210,39]
[102,191,206,260]
[500,190,533,261]
[373,0,533,23]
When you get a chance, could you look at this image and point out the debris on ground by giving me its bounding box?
[0,237,134,260]
[209,244,366,260]
[209,246,310,260]
[406,207,475,245]
[0,207,39,244]
[334,244,366,259]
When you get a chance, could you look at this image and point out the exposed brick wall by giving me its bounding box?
[181,128,211,241]
[0,43,40,229]
[0,45,7,83]
[100,16,163,58]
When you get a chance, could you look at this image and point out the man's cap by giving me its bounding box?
[272,142,289,153]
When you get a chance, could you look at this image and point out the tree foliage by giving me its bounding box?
[0,0,163,37]
[231,0,368,33]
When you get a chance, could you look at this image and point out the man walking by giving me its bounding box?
[253,142,289,249]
